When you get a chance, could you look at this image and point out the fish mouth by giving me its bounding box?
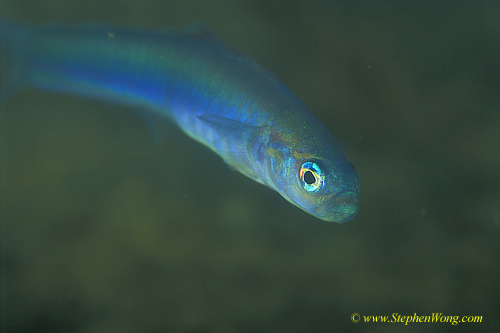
[316,191,359,223]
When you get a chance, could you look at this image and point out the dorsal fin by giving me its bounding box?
[180,22,258,65]
[181,22,222,42]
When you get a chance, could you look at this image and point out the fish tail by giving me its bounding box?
[0,19,30,100]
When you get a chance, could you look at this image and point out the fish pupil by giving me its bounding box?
[303,171,316,185]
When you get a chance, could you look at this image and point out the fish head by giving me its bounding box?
[265,131,359,223]
[285,157,359,223]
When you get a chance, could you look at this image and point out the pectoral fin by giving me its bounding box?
[197,114,266,184]
[197,114,257,134]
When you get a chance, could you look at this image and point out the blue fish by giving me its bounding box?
[0,20,359,222]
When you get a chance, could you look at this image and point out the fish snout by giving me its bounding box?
[316,190,359,223]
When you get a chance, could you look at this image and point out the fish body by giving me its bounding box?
[0,20,359,222]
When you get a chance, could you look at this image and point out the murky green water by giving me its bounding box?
[1,1,499,332]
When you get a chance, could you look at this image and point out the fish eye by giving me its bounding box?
[299,161,324,193]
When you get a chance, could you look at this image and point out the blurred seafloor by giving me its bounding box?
[1,1,499,332]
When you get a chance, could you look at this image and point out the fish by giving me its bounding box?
[0,20,359,223]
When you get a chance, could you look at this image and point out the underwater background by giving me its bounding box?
[1,0,499,332]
